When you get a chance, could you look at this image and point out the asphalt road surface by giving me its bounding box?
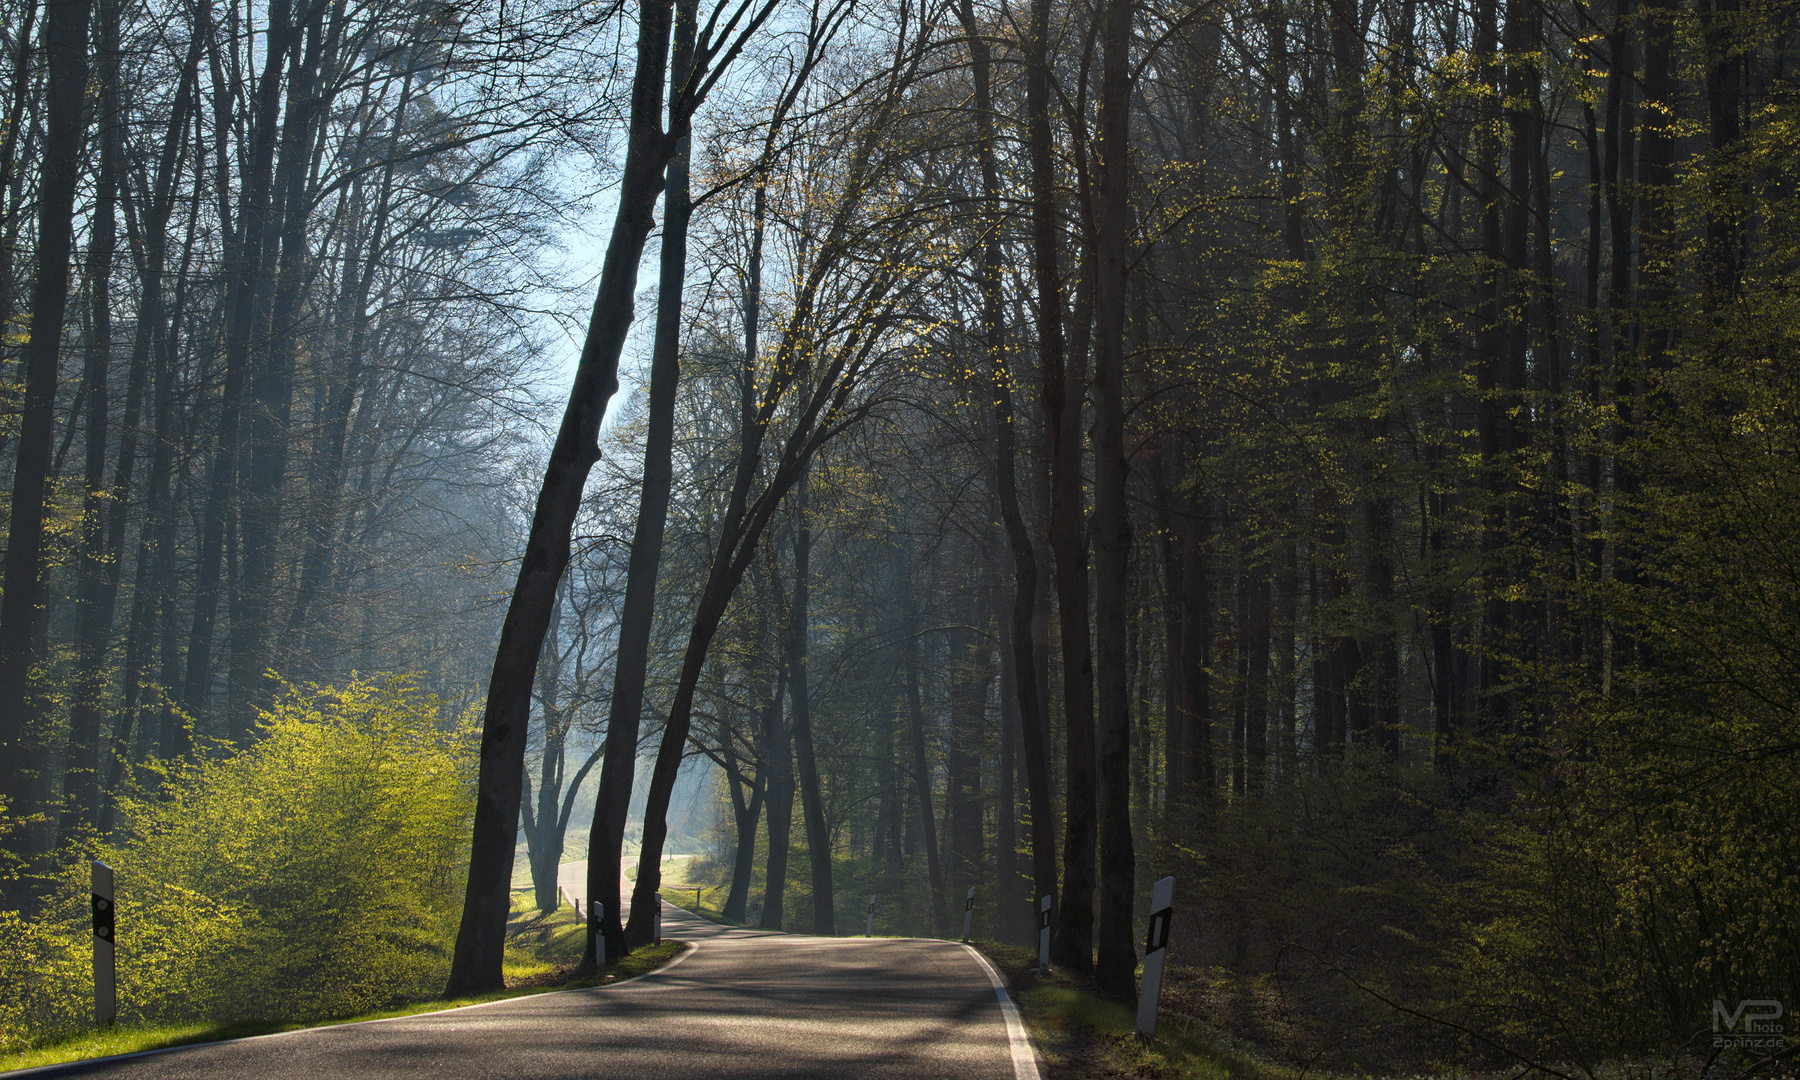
[15,905,1040,1080]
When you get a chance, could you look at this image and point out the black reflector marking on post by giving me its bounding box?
[1143,907,1171,954]
[92,895,114,943]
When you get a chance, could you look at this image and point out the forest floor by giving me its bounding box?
[0,893,685,1076]
[973,943,1305,1080]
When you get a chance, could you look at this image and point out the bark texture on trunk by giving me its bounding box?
[761,667,795,930]
[1090,0,1138,1001]
[788,469,836,935]
[904,574,947,933]
[960,0,1058,924]
[62,0,122,840]
[446,0,679,995]
[0,0,94,862]
[1032,0,1097,969]
[583,0,695,967]
[180,0,296,732]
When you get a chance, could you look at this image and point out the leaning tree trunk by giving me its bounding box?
[445,0,680,996]
[582,0,695,966]
[622,58,909,943]
[623,397,843,944]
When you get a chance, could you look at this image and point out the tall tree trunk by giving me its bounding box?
[996,598,1020,937]
[946,587,991,912]
[621,58,917,943]
[1602,0,1636,630]
[1154,460,1185,818]
[1090,0,1137,1000]
[1469,0,1519,737]
[1036,50,1097,981]
[1177,489,1211,806]
[903,574,947,933]
[788,467,835,935]
[1245,571,1270,789]
[721,723,765,923]
[61,0,122,840]
[522,585,567,914]
[98,30,201,829]
[761,666,795,929]
[0,0,93,862]
[961,0,1058,926]
[877,698,904,876]
[1272,540,1297,786]
[1369,500,1402,758]
[0,0,38,341]
[583,0,695,966]
[180,0,296,731]
[1698,0,1742,302]
[1635,0,1675,365]
[232,5,334,731]
[446,0,681,995]
[144,201,201,766]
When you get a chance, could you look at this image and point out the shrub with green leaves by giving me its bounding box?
[0,675,477,1049]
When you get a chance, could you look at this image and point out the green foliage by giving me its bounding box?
[0,675,477,1050]
[1441,101,1800,1067]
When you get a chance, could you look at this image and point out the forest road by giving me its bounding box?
[17,905,1040,1080]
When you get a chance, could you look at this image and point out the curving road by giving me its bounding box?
[12,906,1040,1080]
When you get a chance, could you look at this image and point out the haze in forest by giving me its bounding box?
[0,0,1794,1072]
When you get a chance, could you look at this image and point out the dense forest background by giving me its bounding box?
[1,0,1796,1069]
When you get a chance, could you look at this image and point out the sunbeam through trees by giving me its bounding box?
[1,0,1797,1071]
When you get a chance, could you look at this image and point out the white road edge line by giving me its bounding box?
[960,944,1044,1080]
[0,942,701,1079]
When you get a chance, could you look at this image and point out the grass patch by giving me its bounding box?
[657,882,736,923]
[0,894,687,1076]
[971,943,1299,1080]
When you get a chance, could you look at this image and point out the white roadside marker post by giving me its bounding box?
[1135,876,1175,1039]
[865,895,876,937]
[1036,894,1053,972]
[961,887,975,942]
[91,860,116,1026]
[591,901,606,972]
[654,899,663,945]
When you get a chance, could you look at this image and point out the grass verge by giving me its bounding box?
[657,883,742,924]
[0,895,687,1077]
[971,942,1301,1080]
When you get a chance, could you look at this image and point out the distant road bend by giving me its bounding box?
[19,906,1041,1080]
